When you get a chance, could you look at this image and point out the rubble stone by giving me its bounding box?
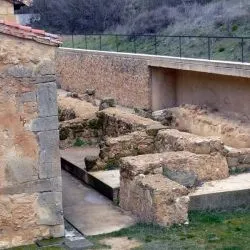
[100,131,155,162]
[97,107,161,137]
[99,98,116,111]
[120,174,190,226]
[120,151,229,186]
[155,129,224,154]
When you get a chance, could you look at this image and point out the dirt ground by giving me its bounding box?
[58,89,98,119]
[100,237,142,250]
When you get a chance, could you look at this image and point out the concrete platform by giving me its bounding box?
[189,173,250,211]
[61,147,119,201]
[89,170,120,202]
[62,170,135,236]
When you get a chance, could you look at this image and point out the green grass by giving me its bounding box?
[88,210,250,250]
[9,210,250,249]
[73,137,89,147]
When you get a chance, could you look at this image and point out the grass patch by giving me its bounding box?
[104,158,120,170]
[88,210,250,249]
[73,137,89,147]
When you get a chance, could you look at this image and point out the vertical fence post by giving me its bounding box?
[179,36,182,58]
[99,35,102,50]
[208,37,211,60]
[71,33,74,48]
[154,35,157,55]
[116,35,119,52]
[133,35,137,53]
[241,38,244,63]
[85,34,87,49]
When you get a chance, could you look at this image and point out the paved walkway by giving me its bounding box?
[62,170,136,236]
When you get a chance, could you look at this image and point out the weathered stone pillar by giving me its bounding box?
[0,30,64,248]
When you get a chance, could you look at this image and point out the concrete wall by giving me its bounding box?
[57,48,250,114]
[56,49,151,109]
[176,71,250,116]
[0,0,15,22]
[151,67,176,111]
[0,34,64,249]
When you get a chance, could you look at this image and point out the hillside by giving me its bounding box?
[27,0,250,62]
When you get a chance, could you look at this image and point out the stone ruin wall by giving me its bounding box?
[0,34,64,249]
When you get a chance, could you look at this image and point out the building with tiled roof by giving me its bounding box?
[0,20,61,46]
[0,0,32,22]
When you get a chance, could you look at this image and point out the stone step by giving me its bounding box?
[97,107,161,137]
[155,129,224,155]
[189,173,250,211]
[120,173,190,226]
[60,147,119,202]
[120,151,228,187]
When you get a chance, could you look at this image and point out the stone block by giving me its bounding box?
[6,65,33,78]
[161,151,229,185]
[155,129,224,154]
[35,60,55,76]
[120,154,164,179]
[20,91,37,103]
[39,161,61,179]
[37,82,58,117]
[38,130,60,164]
[120,174,189,226]
[99,98,116,111]
[0,193,52,249]
[163,168,198,188]
[5,156,38,184]
[37,192,64,226]
[121,151,229,186]
[97,107,161,137]
[146,123,168,137]
[28,116,59,132]
[85,155,99,171]
[224,146,250,172]
[0,177,62,195]
[100,131,155,162]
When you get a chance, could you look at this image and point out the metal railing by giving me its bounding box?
[62,34,250,63]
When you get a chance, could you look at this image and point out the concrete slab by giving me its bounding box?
[61,147,100,170]
[61,147,119,201]
[62,170,136,236]
[90,170,120,189]
[189,173,250,211]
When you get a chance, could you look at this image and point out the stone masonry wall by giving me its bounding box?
[56,48,151,109]
[0,34,64,249]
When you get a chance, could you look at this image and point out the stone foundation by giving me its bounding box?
[224,146,250,173]
[155,129,224,154]
[120,174,189,226]
[167,105,250,149]
[97,108,160,137]
[99,131,155,166]
[119,150,229,225]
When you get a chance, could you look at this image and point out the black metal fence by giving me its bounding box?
[62,34,250,63]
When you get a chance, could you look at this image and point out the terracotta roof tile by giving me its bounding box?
[0,20,62,46]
